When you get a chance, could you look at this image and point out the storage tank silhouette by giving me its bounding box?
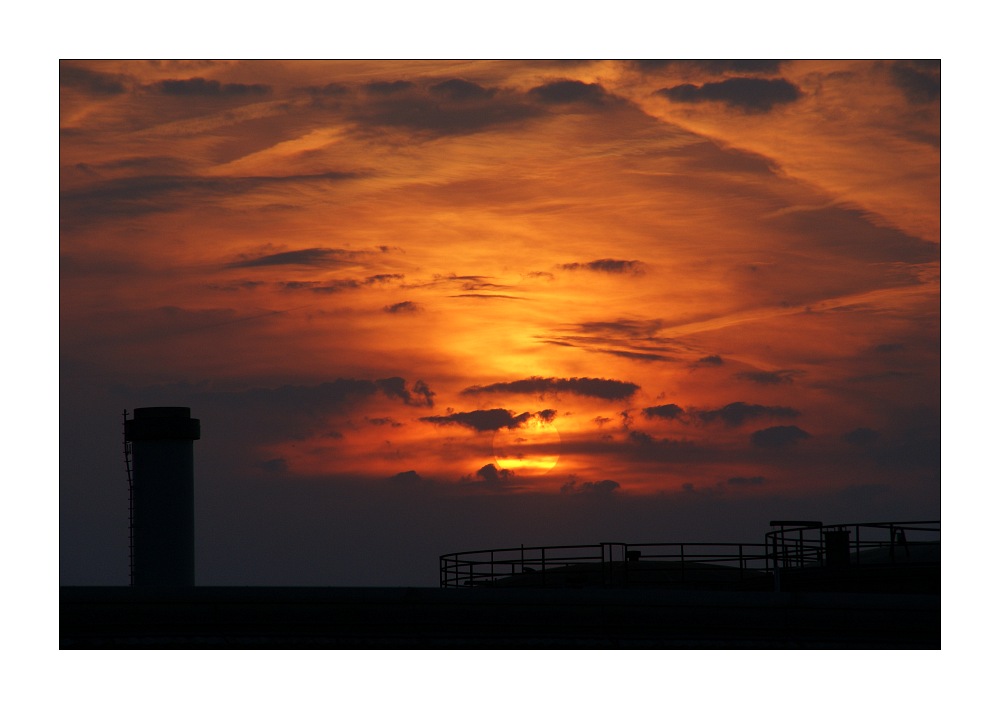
[124,407,200,586]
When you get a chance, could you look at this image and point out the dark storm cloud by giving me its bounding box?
[389,470,422,485]
[586,480,621,494]
[364,80,415,95]
[698,402,799,427]
[153,77,271,97]
[61,172,360,221]
[133,379,385,444]
[471,463,515,487]
[352,78,539,136]
[542,339,673,361]
[280,274,404,294]
[541,318,678,362]
[278,280,322,290]
[384,301,420,314]
[206,280,265,292]
[622,430,705,464]
[559,259,644,274]
[631,60,787,75]
[657,77,802,112]
[643,404,684,420]
[429,78,496,101]
[750,425,810,448]
[528,79,608,105]
[891,63,940,104]
[735,369,803,385]
[73,155,195,177]
[462,376,640,401]
[595,349,674,362]
[376,377,434,407]
[304,82,350,97]
[695,355,725,367]
[459,280,511,292]
[561,478,621,495]
[228,248,358,269]
[365,273,405,285]
[574,319,664,337]
[773,205,939,264]
[258,458,288,475]
[367,417,401,427]
[628,430,656,446]
[420,408,531,432]
[60,64,129,94]
[112,376,437,452]
[843,427,880,446]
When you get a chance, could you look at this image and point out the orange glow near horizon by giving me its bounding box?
[61,60,940,504]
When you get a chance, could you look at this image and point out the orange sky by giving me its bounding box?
[60,60,939,585]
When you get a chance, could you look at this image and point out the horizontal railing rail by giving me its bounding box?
[765,520,940,567]
[765,520,940,591]
[440,542,772,588]
[439,521,940,589]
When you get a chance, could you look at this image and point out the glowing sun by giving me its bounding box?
[493,418,561,475]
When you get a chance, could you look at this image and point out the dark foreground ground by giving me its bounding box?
[61,583,940,649]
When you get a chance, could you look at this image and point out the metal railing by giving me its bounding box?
[440,543,604,588]
[440,541,771,588]
[439,520,940,589]
[765,520,940,590]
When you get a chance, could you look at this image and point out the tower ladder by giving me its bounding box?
[122,409,134,587]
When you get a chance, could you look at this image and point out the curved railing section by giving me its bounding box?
[440,541,772,589]
[439,520,940,590]
[765,520,940,590]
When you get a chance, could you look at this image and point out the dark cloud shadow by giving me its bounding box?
[462,376,640,401]
[750,425,810,448]
[656,77,802,113]
[698,402,799,427]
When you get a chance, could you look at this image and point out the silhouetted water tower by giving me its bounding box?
[124,407,200,586]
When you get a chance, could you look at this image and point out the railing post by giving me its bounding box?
[772,535,782,592]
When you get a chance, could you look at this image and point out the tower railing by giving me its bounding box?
[439,520,940,590]
[765,520,940,590]
[439,541,771,588]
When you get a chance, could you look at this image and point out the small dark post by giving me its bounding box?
[823,529,851,569]
[124,407,200,586]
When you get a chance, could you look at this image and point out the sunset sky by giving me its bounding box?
[59,59,940,587]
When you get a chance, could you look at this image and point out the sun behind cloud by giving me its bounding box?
[493,417,561,475]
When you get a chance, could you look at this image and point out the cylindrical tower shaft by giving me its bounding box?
[124,407,200,586]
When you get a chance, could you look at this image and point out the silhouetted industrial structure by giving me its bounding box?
[59,408,939,649]
[123,407,200,587]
